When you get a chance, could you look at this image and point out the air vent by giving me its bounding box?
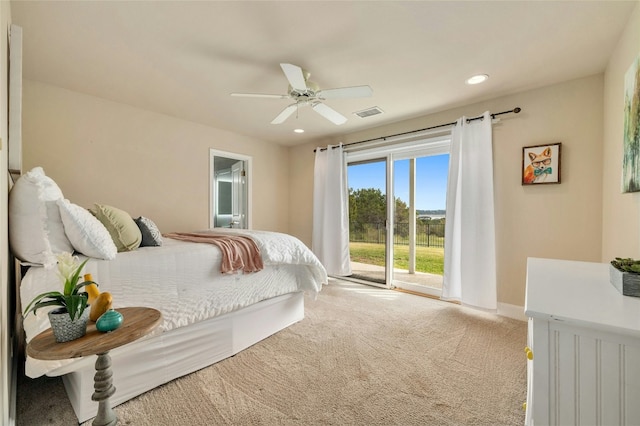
[354,106,384,118]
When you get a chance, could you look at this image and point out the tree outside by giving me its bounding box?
[348,187,445,275]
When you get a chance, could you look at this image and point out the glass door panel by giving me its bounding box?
[392,154,448,295]
[347,159,388,285]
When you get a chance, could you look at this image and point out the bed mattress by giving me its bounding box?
[20,229,326,377]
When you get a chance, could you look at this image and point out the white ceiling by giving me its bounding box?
[10,1,637,146]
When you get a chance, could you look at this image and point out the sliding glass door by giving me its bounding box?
[346,135,450,295]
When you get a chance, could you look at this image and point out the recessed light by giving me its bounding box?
[466,74,489,85]
[294,128,305,133]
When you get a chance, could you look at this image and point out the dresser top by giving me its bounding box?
[525,257,640,337]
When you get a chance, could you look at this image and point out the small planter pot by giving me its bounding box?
[48,308,90,343]
[609,264,640,297]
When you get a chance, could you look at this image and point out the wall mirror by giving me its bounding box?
[209,149,251,229]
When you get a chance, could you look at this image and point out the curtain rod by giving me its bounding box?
[314,107,521,152]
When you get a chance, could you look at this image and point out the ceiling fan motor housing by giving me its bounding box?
[231,63,372,125]
[289,80,320,100]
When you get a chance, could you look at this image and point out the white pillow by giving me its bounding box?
[57,199,117,260]
[9,167,73,266]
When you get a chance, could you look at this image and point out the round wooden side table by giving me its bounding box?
[27,307,162,426]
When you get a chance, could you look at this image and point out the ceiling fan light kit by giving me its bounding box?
[231,63,373,126]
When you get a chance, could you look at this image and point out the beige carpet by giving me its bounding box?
[16,280,527,425]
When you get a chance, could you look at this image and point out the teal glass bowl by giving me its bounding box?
[96,309,124,332]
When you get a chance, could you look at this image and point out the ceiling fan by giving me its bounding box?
[231,63,373,125]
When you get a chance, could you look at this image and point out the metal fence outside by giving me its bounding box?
[349,222,445,248]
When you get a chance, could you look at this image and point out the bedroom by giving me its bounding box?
[1,0,640,425]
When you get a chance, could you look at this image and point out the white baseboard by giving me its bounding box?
[332,276,528,322]
[498,302,526,321]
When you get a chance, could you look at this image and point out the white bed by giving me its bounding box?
[19,229,326,423]
[9,168,327,423]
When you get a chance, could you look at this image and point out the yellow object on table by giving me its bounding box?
[90,292,113,322]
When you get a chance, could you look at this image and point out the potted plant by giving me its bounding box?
[24,252,97,342]
[610,257,640,297]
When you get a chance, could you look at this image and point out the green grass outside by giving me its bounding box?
[349,242,444,275]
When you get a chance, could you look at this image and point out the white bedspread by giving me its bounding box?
[21,229,327,377]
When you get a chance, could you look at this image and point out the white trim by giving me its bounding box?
[346,134,451,163]
[209,149,252,229]
[345,126,453,155]
[392,280,442,298]
[385,158,393,287]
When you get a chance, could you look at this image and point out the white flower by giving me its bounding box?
[56,252,80,283]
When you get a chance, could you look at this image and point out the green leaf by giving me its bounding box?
[64,258,89,296]
[23,291,64,315]
[73,280,95,294]
[30,299,67,314]
[64,294,88,320]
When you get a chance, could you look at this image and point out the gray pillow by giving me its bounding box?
[134,216,163,247]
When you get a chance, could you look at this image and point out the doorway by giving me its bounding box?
[346,135,450,296]
[209,149,252,229]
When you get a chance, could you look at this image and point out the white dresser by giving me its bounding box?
[525,257,640,425]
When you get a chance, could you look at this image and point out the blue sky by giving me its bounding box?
[347,154,449,210]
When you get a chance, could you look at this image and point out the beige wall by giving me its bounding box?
[22,80,290,234]
[18,1,639,310]
[291,74,605,307]
[602,2,640,261]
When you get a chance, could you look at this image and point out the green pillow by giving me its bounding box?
[91,204,142,252]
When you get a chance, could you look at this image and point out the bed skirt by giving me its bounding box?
[61,291,305,423]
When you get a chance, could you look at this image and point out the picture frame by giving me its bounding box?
[522,143,561,185]
[623,53,640,193]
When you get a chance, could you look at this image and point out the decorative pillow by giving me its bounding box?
[57,199,117,260]
[134,216,163,247]
[91,204,142,252]
[9,167,73,266]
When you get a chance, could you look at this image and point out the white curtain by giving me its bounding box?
[312,144,352,276]
[443,112,497,310]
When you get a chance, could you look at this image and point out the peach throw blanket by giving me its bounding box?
[164,232,264,274]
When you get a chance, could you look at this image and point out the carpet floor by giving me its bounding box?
[16,280,527,425]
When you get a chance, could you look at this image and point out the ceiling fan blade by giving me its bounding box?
[317,85,373,99]
[312,102,347,125]
[280,63,308,92]
[231,93,289,99]
[271,104,298,124]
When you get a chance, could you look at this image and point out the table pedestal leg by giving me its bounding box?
[91,351,117,426]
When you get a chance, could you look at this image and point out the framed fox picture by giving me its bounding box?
[522,143,561,185]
